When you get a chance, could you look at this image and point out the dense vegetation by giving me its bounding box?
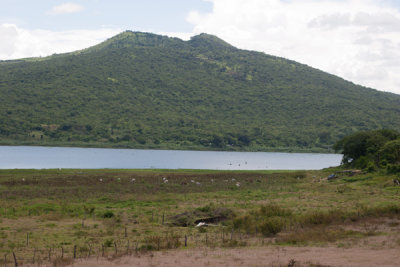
[1,31,400,151]
[334,129,400,172]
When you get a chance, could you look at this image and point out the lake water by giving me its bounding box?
[0,146,342,170]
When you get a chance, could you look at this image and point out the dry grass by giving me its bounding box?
[0,169,399,265]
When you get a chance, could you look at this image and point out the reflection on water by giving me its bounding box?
[0,146,342,170]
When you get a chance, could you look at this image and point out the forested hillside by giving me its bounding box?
[0,31,399,151]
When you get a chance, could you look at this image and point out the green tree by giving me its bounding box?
[334,129,400,169]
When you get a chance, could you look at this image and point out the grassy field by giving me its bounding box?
[0,168,399,266]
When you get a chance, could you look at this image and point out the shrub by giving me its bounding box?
[233,214,254,231]
[259,217,285,237]
[387,164,400,174]
[102,210,114,218]
[301,210,343,226]
[104,239,113,247]
[259,204,291,217]
[196,204,213,213]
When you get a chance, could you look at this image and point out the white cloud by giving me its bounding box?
[185,0,400,94]
[50,2,84,15]
[0,24,121,60]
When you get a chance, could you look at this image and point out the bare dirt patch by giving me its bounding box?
[67,246,400,267]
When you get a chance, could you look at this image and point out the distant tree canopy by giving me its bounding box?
[334,129,400,172]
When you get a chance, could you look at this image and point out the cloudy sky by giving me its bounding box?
[1,0,400,94]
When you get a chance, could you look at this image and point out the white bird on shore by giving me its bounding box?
[195,222,207,227]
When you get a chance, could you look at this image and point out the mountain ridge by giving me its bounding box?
[0,31,399,152]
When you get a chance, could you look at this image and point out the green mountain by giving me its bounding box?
[1,31,399,151]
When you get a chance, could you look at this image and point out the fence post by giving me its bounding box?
[26,233,29,247]
[184,235,187,247]
[33,248,36,263]
[114,242,118,255]
[124,227,127,238]
[88,244,92,257]
[61,247,64,259]
[12,251,17,267]
[73,245,77,259]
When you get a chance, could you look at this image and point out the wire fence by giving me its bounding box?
[1,229,257,266]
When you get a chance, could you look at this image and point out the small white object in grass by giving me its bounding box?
[236,182,240,187]
[232,178,236,181]
[117,177,121,181]
[131,178,136,182]
[196,182,200,185]
[22,178,25,182]
[195,222,207,227]
[99,178,103,182]
[58,168,61,171]
[164,179,168,183]
[163,177,166,180]
[191,180,195,183]
[211,179,214,182]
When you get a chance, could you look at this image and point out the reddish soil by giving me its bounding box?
[67,246,400,267]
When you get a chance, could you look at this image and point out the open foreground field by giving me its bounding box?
[0,168,400,266]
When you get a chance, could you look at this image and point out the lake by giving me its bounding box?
[0,146,342,170]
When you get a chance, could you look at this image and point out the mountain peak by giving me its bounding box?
[189,33,235,49]
[81,31,234,54]
[81,31,183,53]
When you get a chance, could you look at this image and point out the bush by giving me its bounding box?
[102,210,114,218]
[259,204,291,217]
[196,204,212,213]
[364,161,376,172]
[104,239,113,247]
[259,217,285,237]
[387,164,400,174]
[301,210,343,226]
[233,215,254,231]
[379,139,400,165]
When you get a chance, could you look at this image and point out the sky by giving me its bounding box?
[1,0,400,95]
